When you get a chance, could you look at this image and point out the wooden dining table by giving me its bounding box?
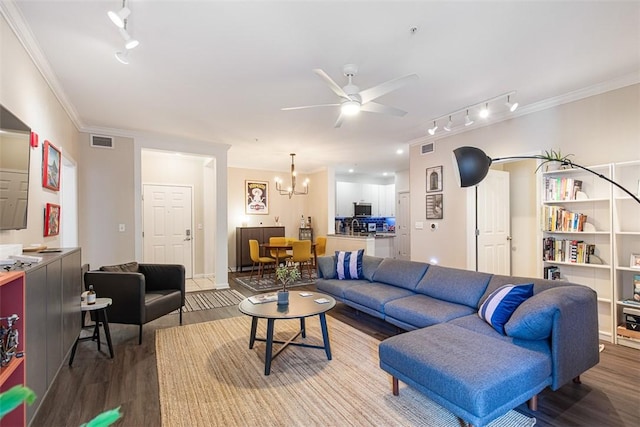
[260,241,318,277]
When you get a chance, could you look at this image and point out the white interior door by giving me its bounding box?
[477,169,511,275]
[397,191,410,260]
[143,184,193,278]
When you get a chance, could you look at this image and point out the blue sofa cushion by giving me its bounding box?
[384,295,476,329]
[343,282,414,313]
[317,256,337,279]
[336,250,364,280]
[479,284,533,335]
[371,259,429,291]
[415,265,492,308]
[315,278,369,300]
[504,287,564,340]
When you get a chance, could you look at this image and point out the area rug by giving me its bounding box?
[172,289,245,313]
[233,270,317,292]
[156,316,536,427]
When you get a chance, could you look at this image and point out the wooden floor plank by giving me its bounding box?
[31,275,640,426]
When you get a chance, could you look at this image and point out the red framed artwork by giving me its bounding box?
[44,203,60,237]
[43,140,61,191]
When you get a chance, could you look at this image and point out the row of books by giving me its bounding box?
[542,237,596,264]
[543,177,583,201]
[543,266,561,280]
[541,205,588,232]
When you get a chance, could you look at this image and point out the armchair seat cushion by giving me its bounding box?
[145,289,182,322]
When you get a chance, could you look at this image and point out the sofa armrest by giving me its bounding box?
[139,264,185,297]
[84,271,146,324]
[507,286,599,390]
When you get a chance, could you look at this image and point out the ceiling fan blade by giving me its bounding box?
[360,102,408,117]
[281,103,340,111]
[313,69,351,99]
[359,74,419,104]
[334,113,345,128]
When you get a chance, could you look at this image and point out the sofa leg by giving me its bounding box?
[572,376,581,384]
[139,325,143,345]
[392,376,399,396]
[528,394,538,411]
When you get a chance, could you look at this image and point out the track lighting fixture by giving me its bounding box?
[443,116,453,132]
[426,91,518,137]
[505,95,519,112]
[107,1,130,28]
[114,51,129,64]
[464,110,474,127]
[428,121,438,136]
[119,27,139,50]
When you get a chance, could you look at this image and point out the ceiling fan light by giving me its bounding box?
[115,51,129,64]
[464,110,474,126]
[341,100,360,116]
[108,7,131,28]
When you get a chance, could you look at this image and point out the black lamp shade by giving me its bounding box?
[453,146,493,187]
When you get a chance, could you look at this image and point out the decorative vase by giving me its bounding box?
[277,290,289,305]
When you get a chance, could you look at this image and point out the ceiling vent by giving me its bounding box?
[91,135,114,149]
[420,142,434,155]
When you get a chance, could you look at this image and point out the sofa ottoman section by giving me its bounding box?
[379,323,552,427]
[384,294,476,331]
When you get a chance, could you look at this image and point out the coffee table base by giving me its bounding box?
[248,313,332,375]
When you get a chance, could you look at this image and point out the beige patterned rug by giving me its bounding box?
[156,316,536,427]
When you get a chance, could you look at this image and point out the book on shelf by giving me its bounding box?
[542,237,596,264]
[634,274,640,302]
[544,266,561,280]
[248,293,278,304]
[541,205,588,232]
[543,177,583,201]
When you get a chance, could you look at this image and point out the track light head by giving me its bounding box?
[505,95,519,112]
[108,6,131,28]
[118,27,139,50]
[428,121,438,136]
[464,110,474,126]
[444,116,453,132]
[115,51,129,64]
[479,103,490,119]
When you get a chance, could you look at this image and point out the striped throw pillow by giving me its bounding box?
[478,283,534,335]
[335,250,364,280]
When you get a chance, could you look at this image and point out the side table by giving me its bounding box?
[68,297,114,366]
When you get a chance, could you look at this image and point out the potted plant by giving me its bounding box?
[275,264,301,305]
[535,149,575,172]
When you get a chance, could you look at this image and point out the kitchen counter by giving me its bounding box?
[326,234,396,258]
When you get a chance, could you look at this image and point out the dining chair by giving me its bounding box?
[315,236,327,258]
[249,239,275,280]
[269,236,292,265]
[291,240,313,279]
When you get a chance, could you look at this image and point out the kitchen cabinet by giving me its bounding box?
[336,181,395,217]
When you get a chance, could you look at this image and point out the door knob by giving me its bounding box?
[184,237,191,241]
[506,236,512,241]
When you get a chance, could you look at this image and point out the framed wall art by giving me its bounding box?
[43,140,61,191]
[44,203,60,236]
[426,165,443,193]
[246,180,269,214]
[426,194,443,219]
[631,253,640,269]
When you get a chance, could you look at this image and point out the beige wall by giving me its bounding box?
[409,84,640,271]
[0,15,80,247]
[78,134,135,268]
[227,166,328,269]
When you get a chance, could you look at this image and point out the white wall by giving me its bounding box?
[409,84,640,270]
[0,15,80,248]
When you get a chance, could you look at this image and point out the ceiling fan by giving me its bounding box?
[282,64,419,128]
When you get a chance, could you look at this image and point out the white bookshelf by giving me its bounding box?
[541,164,614,341]
[612,160,640,349]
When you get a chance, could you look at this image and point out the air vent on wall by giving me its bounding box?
[420,142,434,155]
[91,135,114,148]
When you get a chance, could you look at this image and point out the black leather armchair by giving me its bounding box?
[84,263,185,344]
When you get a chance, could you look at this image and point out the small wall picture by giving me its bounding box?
[426,194,443,219]
[426,165,443,193]
[246,180,269,215]
[43,140,61,191]
[44,203,60,237]
[631,253,640,269]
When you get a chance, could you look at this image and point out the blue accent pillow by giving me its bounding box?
[478,283,534,335]
[335,250,364,280]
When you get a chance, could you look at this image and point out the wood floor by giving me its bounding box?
[32,276,640,427]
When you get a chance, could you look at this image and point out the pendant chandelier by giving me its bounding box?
[275,153,309,199]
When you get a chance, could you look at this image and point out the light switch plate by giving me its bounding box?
[415,221,424,229]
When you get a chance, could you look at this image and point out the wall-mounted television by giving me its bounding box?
[0,105,31,230]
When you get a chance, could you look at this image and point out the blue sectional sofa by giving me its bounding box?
[316,255,600,427]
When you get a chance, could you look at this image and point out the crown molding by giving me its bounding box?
[1,0,84,130]
[409,72,640,148]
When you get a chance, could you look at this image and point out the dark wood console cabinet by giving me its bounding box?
[235,226,285,271]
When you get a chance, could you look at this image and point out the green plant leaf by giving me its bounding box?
[80,407,122,427]
[0,385,36,419]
